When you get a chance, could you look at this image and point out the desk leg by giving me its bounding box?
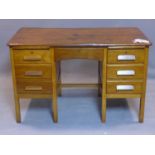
[15,96,21,123]
[10,48,21,123]
[51,49,58,123]
[101,49,107,123]
[139,96,145,122]
[57,61,62,96]
[98,61,101,97]
[101,61,106,123]
[139,47,148,123]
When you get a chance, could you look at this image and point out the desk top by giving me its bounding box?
[8,27,151,47]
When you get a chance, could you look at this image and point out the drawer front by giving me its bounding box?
[13,49,52,64]
[55,48,104,60]
[108,49,145,64]
[107,65,144,79]
[15,65,52,79]
[107,81,143,94]
[16,79,52,94]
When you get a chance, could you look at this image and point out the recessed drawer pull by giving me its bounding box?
[25,86,43,91]
[23,55,42,61]
[24,71,43,76]
[116,85,134,91]
[117,70,135,76]
[117,55,136,61]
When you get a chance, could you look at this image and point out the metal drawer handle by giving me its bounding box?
[23,55,42,61]
[117,70,135,76]
[116,85,134,91]
[24,71,43,76]
[25,86,43,91]
[117,55,136,61]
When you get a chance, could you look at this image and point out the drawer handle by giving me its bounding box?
[116,85,134,91]
[23,55,42,61]
[25,86,43,91]
[117,55,136,61]
[24,71,43,76]
[117,70,135,76]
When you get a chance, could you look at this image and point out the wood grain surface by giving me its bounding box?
[8,27,151,47]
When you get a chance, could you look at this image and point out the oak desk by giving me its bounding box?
[8,27,151,123]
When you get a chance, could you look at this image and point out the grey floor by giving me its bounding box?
[0,73,155,135]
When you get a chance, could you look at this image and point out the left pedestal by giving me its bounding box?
[10,47,58,123]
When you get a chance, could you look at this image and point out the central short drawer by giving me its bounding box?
[16,79,52,94]
[15,64,52,79]
[107,81,143,94]
[107,65,144,79]
[54,48,104,60]
[108,48,145,64]
[13,49,52,64]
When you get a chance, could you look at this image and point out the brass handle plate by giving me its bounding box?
[117,55,136,61]
[117,70,135,76]
[24,71,43,76]
[23,55,42,61]
[116,85,134,91]
[25,86,43,91]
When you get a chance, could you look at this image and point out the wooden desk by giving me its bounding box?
[8,27,151,123]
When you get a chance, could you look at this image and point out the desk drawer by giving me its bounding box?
[107,65,144,79]
[15,64,52,79]
[55,48,104,60]
[108,48,145,64]
[107,81,143,94]
[13,49,52,64]
[16,79,52,94]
